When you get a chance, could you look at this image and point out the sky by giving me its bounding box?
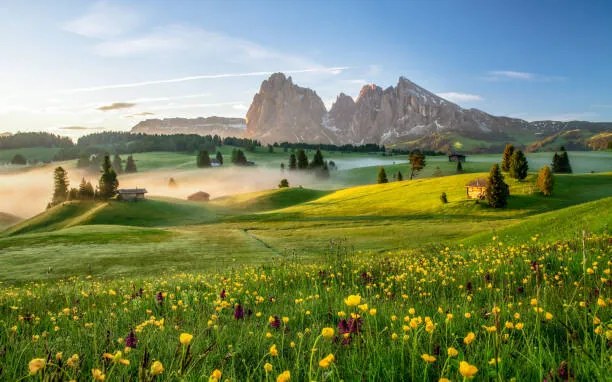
[1,0,611,138]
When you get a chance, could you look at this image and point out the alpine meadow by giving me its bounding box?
[0,1,611,382]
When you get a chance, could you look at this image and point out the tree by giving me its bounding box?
[232,149,248,165]
[501,144,515,172]
[216,151,224,165]
[377,167,388,184]
[289,154,297,170]
[280,163,285,172]
[509,150,528,180]
[10,154,27,165]
[168,177,178,188]
[98,155,118,199]
[485,163,509,208]
[67,188,79,201]
[78,178,94,200]
[268,145,274,153]
[409,150,426,179]
[397,171,403,181]
[440,192,448,204]
[278,178,289,188]
[536,166,554,196]
[197,150,211,167]
[52,166,69,205]
[310,149,325,170]
[124,155,138,173]
[112,154,123,174]
[456,160,463,173]
[552,147,572,173]
[297,149,309,170]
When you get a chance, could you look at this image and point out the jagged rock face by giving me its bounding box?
[245,73,337,143]
[132,117,246,137]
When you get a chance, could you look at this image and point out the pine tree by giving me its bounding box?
[501,144,515,172]
[52,166,69,205]
[297,149,309,170]
[232,149,248,165]
[11,154,27,165]
[409,150,426,179]
[112,154,123,174]
[456,160,463,173]
[216,151,224,165]
[67,188,79,201]
[509,149,528,180]
[168,177,178,188]
[124,155,137,173]
[78,178,94,200]
[289,154,297,170]
[486,163,509,208]
[197,150,211,167]
[278,178,289,188]
[553,147,573,173]
[310,149,325,169]
[536,166,554,196]
[98,155,118,199]
[377,167,388,184]
[280,163,285,172]
[552,152,561,173]
[397,171,403,181]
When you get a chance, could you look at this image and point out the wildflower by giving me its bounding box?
[180,332,193,346]
[464,331,476,345]
[459,361,478,378]
[66,354,79,368]
[276,370,291,382]
[220,289,226,299]
[319,353,335,368]
[234,303,245,320]
[391,333,398,341]
[439,378,451,382]
[269,315,281,329]
[28,358,46,375]
[282,316,289,324]
[125,329,138,348]
[369,308,377,316]
[447,347,459,357]
[545,312,553,321]
[515,322,524,330]
[597,297,606,307]
[103,351,130,365]
[150,360,164,376]
[269,344,279,356]
[156,292,164,305]
[264,362,273,373]
[210,369,222,382]
[345,294,361,307]
[488,357,501,365]
[321,327,335,339]
[92,368,106,381]
[421,353,436,363]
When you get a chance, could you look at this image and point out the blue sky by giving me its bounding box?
[1,0,611,137]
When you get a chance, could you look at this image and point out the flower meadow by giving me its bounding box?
[0,235,610,381]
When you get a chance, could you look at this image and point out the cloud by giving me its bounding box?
[97,102,136,111]
[58,126,105,130]
[63,1,141,39]
[514,111,598,122]
[485,70,565,82]
[436,92,483,103]
[124,112,155,119]
[63,67,349,93]
[232,104,249,111]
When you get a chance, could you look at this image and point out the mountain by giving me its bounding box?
[244,74,611,151]
[131,116,246,137]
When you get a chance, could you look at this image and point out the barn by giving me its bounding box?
[117,188,147,201]
[465,179,487,199]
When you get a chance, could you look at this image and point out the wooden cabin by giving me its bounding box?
[448,153,466,162]
[188,191,210,202]
[465,178,487,199]
[117,188,147,201]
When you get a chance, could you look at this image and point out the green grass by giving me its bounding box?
[0,211,21,230]
[211,187,331,213]
[0,147,61,164]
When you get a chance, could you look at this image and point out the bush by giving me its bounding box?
[440,192,448,204]
[278,179,289,188]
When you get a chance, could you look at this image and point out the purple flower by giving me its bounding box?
[125,329,137,348]
[220,289,226,299]
[269,315,281,329]
[234,304,244,320]
[156,291,164,305]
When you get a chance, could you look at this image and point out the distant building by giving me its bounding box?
[465,179,487,199]
[188,191,210,202]
[210,159,221,167]
[117,188,147,201]
[448,153,466,162]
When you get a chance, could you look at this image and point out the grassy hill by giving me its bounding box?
[0,211,21,230]
[211,187,331,213]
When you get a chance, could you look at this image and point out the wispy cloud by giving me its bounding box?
[513,111,598,122]
[97,102,136,111]
[63,67,349,93]
[58,126,106,131]
[485,70,564,82]
[62,1,141,39]
[436,92,483,103]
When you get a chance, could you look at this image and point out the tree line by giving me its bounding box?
[0,132,73,149]
[285,149,330,178]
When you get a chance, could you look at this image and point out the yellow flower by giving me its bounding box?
[150,360,164,376]
[321,327,335,339]
[545,312,553,321]
[276,370,291,382]
[179,332,193,346]
[369,308,377,316]
[28,358,46,375]
[439,378,451,382]
[358,303,369,312]
[488,357,501,365]
[66,354,79,368]
[464,331,476,345]
[264,362,273,373]
[209,369,222,382]
[596,298,606,307]
[459,361,478,378]
[103,351,129,365]
[344,294,361,307]
[269,344,279,357]
[447,347,459,357]
[92,368,106,381]
[391,333,399,341]
[515,322,524,330]
[421,353,436,363]
[319,353,335,368]
[282,316,289,324]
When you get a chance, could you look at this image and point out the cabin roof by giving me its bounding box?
[117,188,148,194]
[466,178,488,187]
[448,152,466,157]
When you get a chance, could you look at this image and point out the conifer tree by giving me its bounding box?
[397,171,403,181]
[536,165,554,196]
[52,166,69,205]
[486,163,509,208]
[278,178,289,188]
[98,155,118,199]
[216,151,224,165]
[124,155,138,173]
[78,178,95,200]
[501,144,515,172]
[280,163,285,172]
[289,153,297,170]
[509,149,528,180]
[456,160,463,173]
[409,150,426,179]
[297,149,309,170]
[310,149,325,169]
[197,150,211,167]
[112,154,123,174]
[552,147,572,173]
[377,167,388,184]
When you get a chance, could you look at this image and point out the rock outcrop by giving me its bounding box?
[131,117,246,137]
